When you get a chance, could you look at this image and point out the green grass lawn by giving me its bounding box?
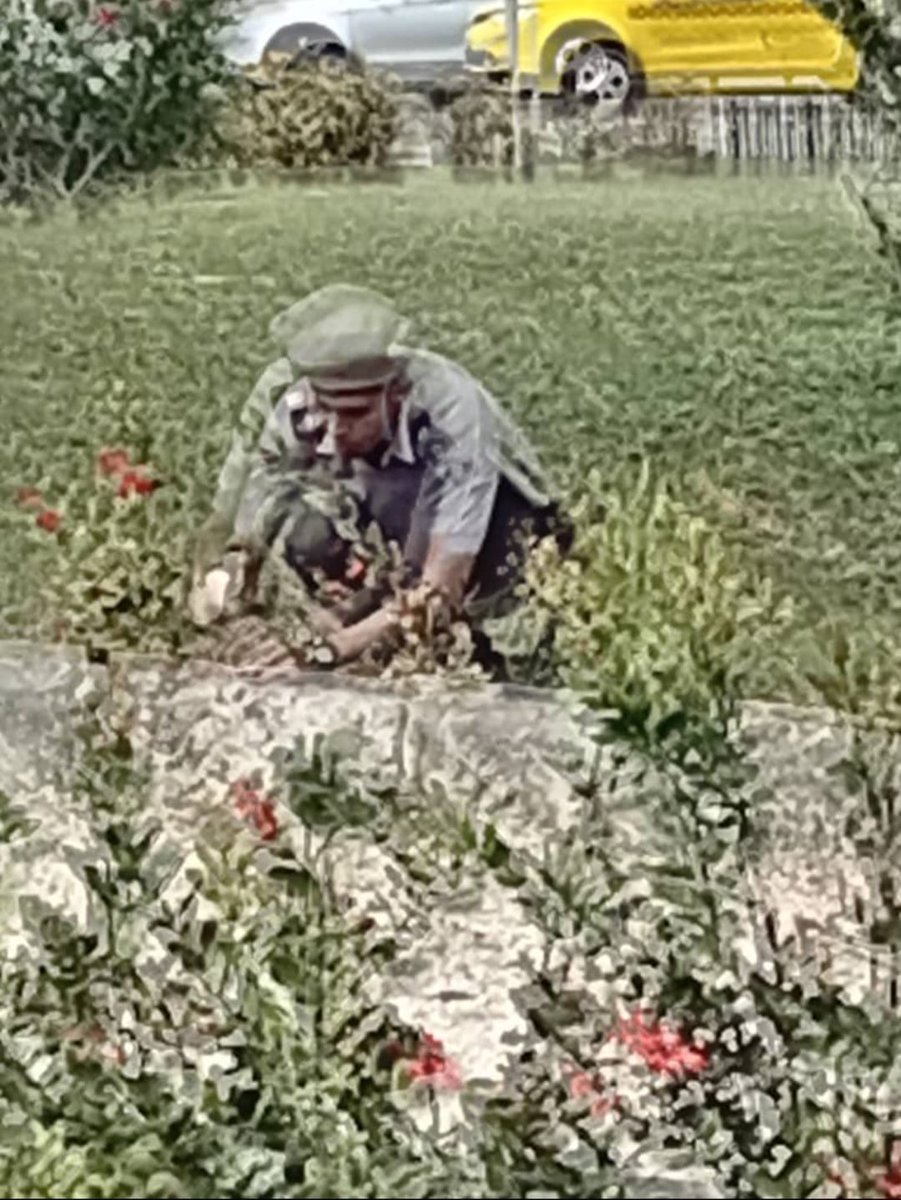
[2,171,899,701]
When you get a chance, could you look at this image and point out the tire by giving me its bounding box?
[556,39,642,113]
[262,23,348,69]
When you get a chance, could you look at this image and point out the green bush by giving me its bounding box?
[816,0,901,129]
[0,724,485,1199]
[4,647,901,1197]
[0,0,237,204]
[226,55,401,171]
[448,84,514,168]
[519,461,795,750]
[23,447,195,659]
[0,715,633,1199]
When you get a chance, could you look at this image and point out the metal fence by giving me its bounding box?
[390,91,900,170]
[646,93,897,165]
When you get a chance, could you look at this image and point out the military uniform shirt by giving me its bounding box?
[210,347,553,565]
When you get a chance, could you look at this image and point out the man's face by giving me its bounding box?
[313,363,411,461]
[314,386,388,460]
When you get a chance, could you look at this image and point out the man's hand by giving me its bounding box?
[308,604,345,639]
[325,581,456,665]
[421,545,475,612]
[323,541,476,666]
[327,602,402,664]
[191,512,234,586]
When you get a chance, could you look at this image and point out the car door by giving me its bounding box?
[633,0,766,83]
[349,0,482,82]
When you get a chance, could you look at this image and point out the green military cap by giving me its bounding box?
[269,284,408,398]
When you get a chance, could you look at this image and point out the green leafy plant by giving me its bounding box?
[0,717,490,1199]
[226,55,401,172]
[0,0,238,205]
[23,446,197,658]
[449,84,514,168]
[520,460,795,750]
[816,0,901,129]
[459,667,901,1198]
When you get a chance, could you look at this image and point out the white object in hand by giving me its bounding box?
[189,567,232,627]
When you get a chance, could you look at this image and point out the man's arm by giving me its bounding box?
[326,544,474,663]
[192,360,309,582]
[327,454,498,664]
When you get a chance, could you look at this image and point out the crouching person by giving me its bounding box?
[190,284,573,675]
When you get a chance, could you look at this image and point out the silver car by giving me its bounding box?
[223,0,493,85]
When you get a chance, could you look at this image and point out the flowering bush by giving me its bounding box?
[14,443,197,657]
[0,0,237,203]
[0,720,492,1199]
[3,633,901,1195]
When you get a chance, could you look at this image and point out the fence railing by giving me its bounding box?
[390,91,900,170]
[642,93,896,165]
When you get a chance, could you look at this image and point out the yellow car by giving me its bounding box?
[464,0,860,106]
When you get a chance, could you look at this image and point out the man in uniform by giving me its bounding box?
[191,284,572,672]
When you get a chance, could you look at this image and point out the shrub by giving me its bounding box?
[817,0,901,128]
[448,83,514,168]
[516,460,795,751]
[0,722,488,1199]
[19,445,196,659]
[226,54,401,171]
[0,0,237,205]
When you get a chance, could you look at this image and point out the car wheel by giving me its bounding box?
[315,43,354,71]
[263,24,349,69]
[556,40,638,111]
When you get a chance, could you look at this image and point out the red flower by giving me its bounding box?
[877,1167,901,1199]
[117,467,159,498]
[94,6,119,26]
[564,1064,618,1118]
[36,508,62,534]
[253,799,279,841]
[612,1010,709,1078]
[98,447,131,477]
[15,486,44,509]
[232,779,279,841]
[568,1070,595,1100]
[590,1092,616,1117]
[101,1041,127,1066]
[405,1033,463,1090]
